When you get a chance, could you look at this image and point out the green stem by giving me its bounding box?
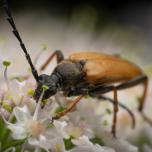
[21,139,27,152]
[2,139,25,151]
[4,67,9,90]
[0,116,15,145]
[0,119,9,143]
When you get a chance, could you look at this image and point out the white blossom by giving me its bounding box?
[5,102,69,152]
[70,136,115,152]
[103,137,138,152]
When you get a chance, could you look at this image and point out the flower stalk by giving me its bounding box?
[3,60,11,91]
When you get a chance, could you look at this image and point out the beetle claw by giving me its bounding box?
[51,115,59,123]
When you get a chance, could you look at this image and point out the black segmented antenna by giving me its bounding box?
[2,0,39,82]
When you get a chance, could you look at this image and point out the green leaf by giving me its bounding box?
[2,139,25,151]
[0,118,10,145]
[0,118,6,141]
[90,137,104,146]
[64,136,75,150]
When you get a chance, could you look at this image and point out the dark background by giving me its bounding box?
[6,0,152,40]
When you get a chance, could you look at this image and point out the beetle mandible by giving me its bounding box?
[2,0,151,137]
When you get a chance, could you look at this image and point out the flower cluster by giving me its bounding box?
[0,60,152,152]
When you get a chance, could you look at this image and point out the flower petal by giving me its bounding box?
[104,137,138,152]
[13,105,31,123]
[72,136,92,146]
[71,136,115,152]
[28,135,50,152]
[49,137,66,152]
[7,123,27,139]
[53,120,69,139]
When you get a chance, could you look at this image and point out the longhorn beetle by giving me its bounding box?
[2,0,151,137]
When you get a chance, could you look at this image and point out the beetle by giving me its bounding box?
[2,0,151,137]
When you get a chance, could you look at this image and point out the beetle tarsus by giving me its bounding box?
[51,115,59,123]
[111,125,117,138]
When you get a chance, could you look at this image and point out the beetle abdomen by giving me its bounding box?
[69,52,142,84]
[84,59,142,84]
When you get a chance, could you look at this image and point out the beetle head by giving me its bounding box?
[34,74,57,100]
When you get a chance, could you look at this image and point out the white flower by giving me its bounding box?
[0,78,36,114]
[54,120,69,139]
[2,79,69,151]
[67,96,139,152]
[68,97,110,138]
[70,136,115,152]
[128,123,152,152]
[103,134,138,152]
[7,105,45,140]
[5,103,69,152]
[40,120,69,152]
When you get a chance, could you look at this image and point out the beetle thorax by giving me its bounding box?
[53,61,84,87]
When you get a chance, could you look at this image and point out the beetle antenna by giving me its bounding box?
[2,0,39,82]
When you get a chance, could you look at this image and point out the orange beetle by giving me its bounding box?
[2,0,150,137]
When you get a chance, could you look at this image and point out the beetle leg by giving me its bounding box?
[116,75,148,112]
[51,96,83,121]
[98,95,136,129]
[68,87,136,129]
[89,75,149,122]
[68,85,136,129]
[97,86,119,138]
[138,76,148,112]
[88,85,119,137]
[40,50,64,71]
[111,87,119,138]
[116,75,152,125]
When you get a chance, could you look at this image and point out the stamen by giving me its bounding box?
[33,85,49,121]
[3,60,11,91]
[33,90,44,121]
